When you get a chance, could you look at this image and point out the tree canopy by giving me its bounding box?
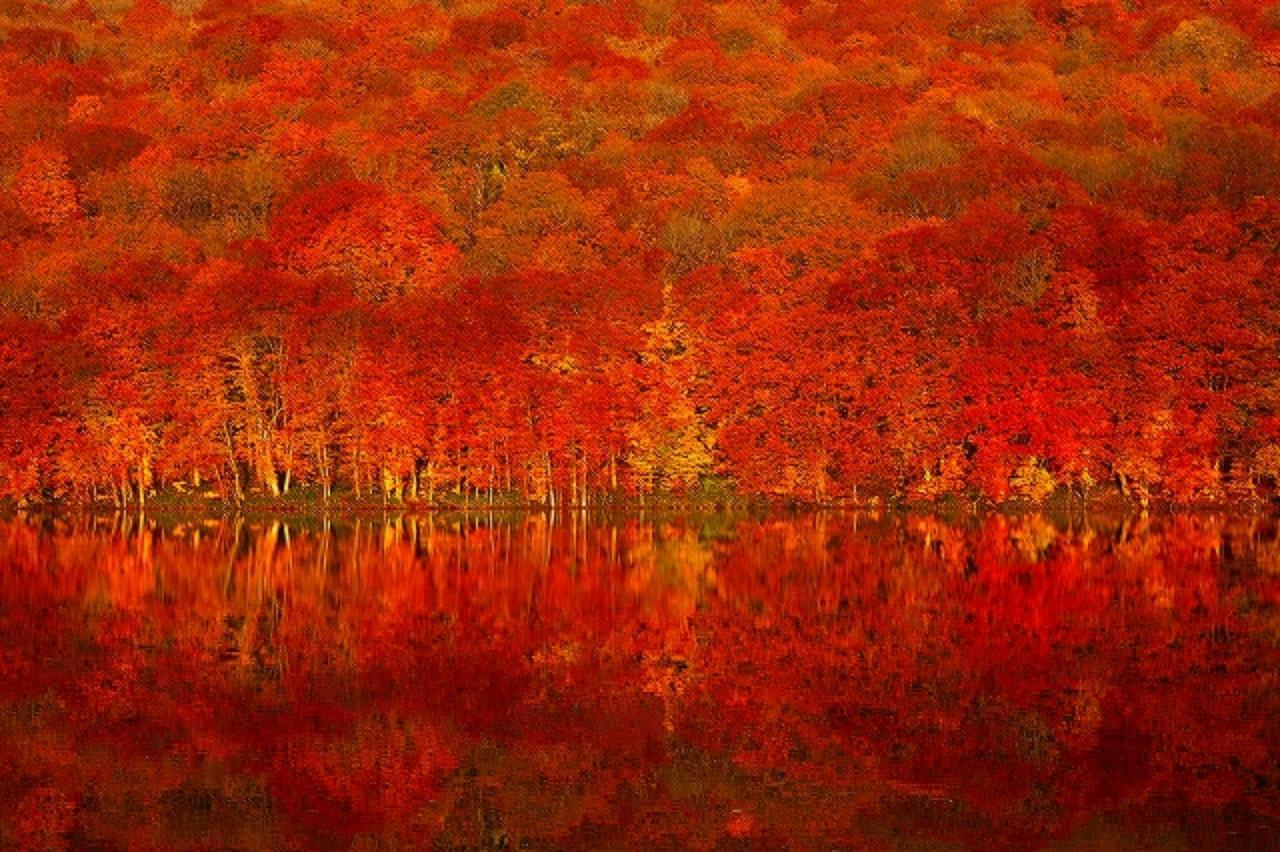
[4,0,1280,506]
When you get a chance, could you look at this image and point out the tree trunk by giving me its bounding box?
[137,454,148,510]
[353,446,362,499]
[223,424,243,504]
[315,440,331,502]
[544,451,553,508]
[260,449,281,497]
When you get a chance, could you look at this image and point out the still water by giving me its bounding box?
[1,511,1278,849]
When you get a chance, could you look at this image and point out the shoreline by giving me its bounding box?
[6,490,1277,518]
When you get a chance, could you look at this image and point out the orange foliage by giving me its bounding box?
[2,0,1280,506]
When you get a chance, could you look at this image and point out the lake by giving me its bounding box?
[1,511,1278,849]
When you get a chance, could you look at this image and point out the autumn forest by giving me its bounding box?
[4,0,1280,507]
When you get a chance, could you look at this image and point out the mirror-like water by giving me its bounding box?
[2,512,1278,849]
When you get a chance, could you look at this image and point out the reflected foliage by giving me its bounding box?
[2,511,1279,848]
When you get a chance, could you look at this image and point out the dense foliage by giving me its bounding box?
[4,0,1280,505]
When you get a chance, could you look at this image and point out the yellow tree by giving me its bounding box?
[626,283,715,493]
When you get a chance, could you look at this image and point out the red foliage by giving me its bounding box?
[3,0,1280,506]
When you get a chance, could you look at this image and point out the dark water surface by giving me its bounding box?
[2,511,1279,849]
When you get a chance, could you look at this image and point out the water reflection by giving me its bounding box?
[2,511,1279,848]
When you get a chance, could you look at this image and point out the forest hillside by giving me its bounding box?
[3,0,1280,506]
